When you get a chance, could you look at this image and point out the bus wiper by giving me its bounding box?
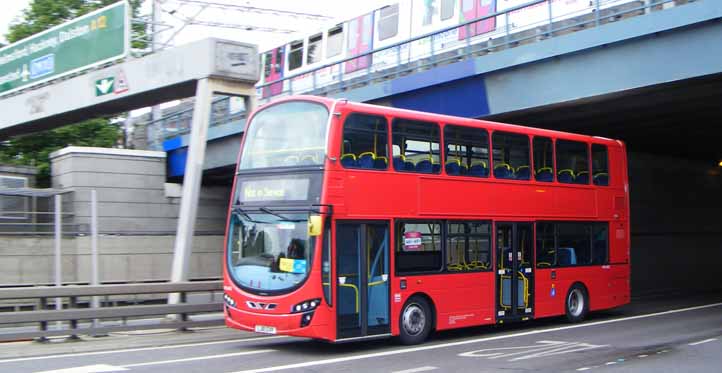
[260,207,304,222]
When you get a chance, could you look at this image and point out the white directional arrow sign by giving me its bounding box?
[95,77,115,96]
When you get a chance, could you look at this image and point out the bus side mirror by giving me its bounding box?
[308,215,323,236]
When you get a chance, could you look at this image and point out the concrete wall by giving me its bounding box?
[0,147,231,285]
[49,147,229,235]
[0,235,222,285]
[629,152,722,296]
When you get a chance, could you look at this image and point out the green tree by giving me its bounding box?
[1,0,145,187]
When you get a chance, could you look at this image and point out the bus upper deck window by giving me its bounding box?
[556,140,589,185]
[592,144,609,186]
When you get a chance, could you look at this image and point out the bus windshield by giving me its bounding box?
[239,101,329,169]
[227,210,315,293]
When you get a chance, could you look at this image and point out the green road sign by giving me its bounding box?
[95,77,115,96]
[0,1,129,96]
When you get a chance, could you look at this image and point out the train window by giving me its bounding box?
[533,136,554,182]
[536,222,556,268]
[592,144,609,186]
[379,4,399,41]
[441,0,455,21]
[392,119,441,174]
[557,223,592,266]
[462,0,474,12]
[327,25,343,57]
[341,114,389,170]
[556,140,589,184]
[288,40,304,71]
[447,222,491,272]
[444,125,489,177]
[492,132,531,180]
[263,52,272,78]
[396,222,442,273]
[307,33,323,64]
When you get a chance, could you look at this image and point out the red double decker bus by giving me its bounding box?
[223,96,630,344]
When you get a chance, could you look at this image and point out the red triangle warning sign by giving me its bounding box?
[114,70,129,94]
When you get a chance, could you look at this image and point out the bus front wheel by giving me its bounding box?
[565,283,589,323]
[399,296,432,345]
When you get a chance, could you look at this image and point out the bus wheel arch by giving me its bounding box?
[398,293,435,345]
[565,282,589,323]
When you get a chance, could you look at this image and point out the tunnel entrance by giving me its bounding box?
[487,73,722,297]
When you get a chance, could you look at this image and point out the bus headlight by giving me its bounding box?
[291,298,321,313]
[223,293,237,308]
[300,311,315,327]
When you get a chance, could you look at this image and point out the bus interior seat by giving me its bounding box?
[536,167,553,182]
[576,171,589,184]
[432,162,441,173]
[446,160,461,175]
[299,154,317,165]
[283,155,300,166]
[416,159,433,173]
[515,165,530,180]
[469,161,488,177]
[341,153,357,168]
[358,152,376,169]
[393,155,406,171]
[494,163,514,179]
[558,169,575,183]
[557,247,577,265]
[374,156,388,169]
[593,172,609,185]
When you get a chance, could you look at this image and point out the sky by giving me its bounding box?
[0,0,31,44]
[0,0,393,48]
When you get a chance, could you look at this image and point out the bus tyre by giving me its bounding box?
[399,296,432,345]
[565,284,589,323]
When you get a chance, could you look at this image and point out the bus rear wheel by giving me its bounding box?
[399,296,432,345]
[565,284,589,323]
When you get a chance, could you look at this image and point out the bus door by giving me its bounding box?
[335,222,390,339]
[495,222,534,322]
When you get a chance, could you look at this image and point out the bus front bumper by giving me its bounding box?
[224,305,331,340]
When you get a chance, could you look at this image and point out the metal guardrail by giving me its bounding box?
[0,281,224,342]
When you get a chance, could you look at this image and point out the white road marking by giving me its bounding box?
[33,364,128,373]
[638,354,648,358]
[689,338,717,346]
[0,335,287,364]
[458,340,607,361]
[123,349,275,368]
[391,366,438,373]
[31,350,275,373]
[231,302,722,373]
[576,367,592,371]
[605,361,617,365]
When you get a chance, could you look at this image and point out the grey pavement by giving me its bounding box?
[0,291,721,373]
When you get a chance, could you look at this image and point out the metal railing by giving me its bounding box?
[145,95,247,150]
[0,281,223,342]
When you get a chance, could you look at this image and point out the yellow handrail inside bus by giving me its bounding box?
[338,283,359,313]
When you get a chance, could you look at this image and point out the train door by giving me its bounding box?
[459,0,497,40]
[495,222,534,322]
[262,47,284,98]
[345,13,374,74]
[335,222,391,339]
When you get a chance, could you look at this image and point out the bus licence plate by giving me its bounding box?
[255,325,277,334]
